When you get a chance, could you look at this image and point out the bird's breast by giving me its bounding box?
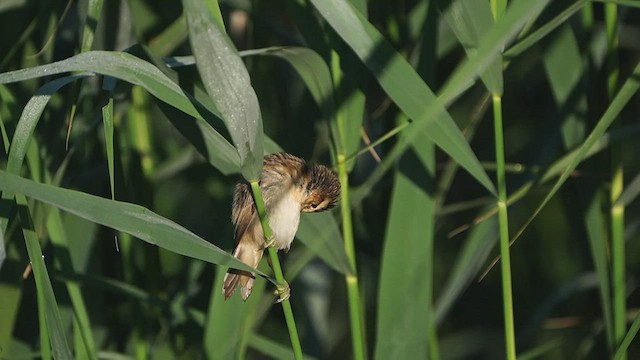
[267,193,301,251]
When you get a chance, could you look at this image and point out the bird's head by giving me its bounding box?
[300,164,341,213]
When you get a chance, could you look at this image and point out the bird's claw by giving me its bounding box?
[261,236,275,250]
[274,282,291,303]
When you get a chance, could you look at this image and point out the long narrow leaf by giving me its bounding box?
[0,170,272,281]
[18,194,72,359]
[310,0,496,195]
[511,61,640,243]
[441,0,503,95]
[46,208,97,359]
[297,212,352,275]
[0,74,92,241]
[0,51,240,174]
[241,47,336,128]
[375,141,436,358]
[184,0,263,181]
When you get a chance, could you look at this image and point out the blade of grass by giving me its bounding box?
[435,211,498,324]
[18,194,72,359]
[102,78,115,199]
[65,0,104,147]
[613,311,640,360]
[615,171,640,207]
[605,5,626,359]
[0,84,17,268]
[184,0,263,181]
[148,14,188,56]
[438,0,549,103]
[128,86,156,175]
[542,24,588,150]
[241,47,336,133]
[36,271,51,360]
[441,0,503,95]
[248,333,318,360]
[309,0,497,196]
[1,74,93,235]
[375,137,437,359]
[0,170,272,280]
[504,0,589,60]
[46,207,97,359]
[585,191,614,350]
[0,50,241,174]
[297,213,352,275]
[508,62,640,261]
[204,267,265,359]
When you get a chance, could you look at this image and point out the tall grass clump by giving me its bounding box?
[0,0,639,359]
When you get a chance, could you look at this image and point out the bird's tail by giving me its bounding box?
[222,239,264,301]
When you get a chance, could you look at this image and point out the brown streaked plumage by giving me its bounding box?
[223,153,340,301]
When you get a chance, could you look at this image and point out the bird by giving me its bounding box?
[222,152,341,301]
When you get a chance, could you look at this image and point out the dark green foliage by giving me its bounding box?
[0,0,639,359]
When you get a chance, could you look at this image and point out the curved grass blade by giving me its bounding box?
[166,49,361,165]
[439,0,550,101]
[248,333,318,360]
[445,123,640,249]
[102,78,116,199]
[18,194,72,359]
[0,50,240,174]
[614,171,640,207]
[441,0,503,95]
[241,47,336,128]
[46,208,97,359]
[65,0,104,147]
[0,74,93,237]
[504,0,589,60]
[510,62,640,247]
[0,84,18,268]
[435,211,498,324]
[0,170,273,282]
[184,0,263,181]
[298,212,352,275]
[613,311,640,360]
[204,267,266,359]
[585,192,614,350]
[310,0,496,196]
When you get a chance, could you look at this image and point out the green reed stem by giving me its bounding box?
[332,45,366,360]
[249,181,303,360]
[613,311,640,360]
[338,154,366,360]
[606,4,626,360]
[493,94,516,360]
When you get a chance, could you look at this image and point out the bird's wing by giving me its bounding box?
[232,182,256,242]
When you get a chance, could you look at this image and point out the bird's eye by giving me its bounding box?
[310,203,318,209]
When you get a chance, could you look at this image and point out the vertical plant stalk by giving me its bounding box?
[332,48,366,360]
[428,316,440,360]
[249,182,303,360]
[338,153,366,360]
[493,95,516,360]
[606,4,625,359]
[490,0,506,20]
[64,0,104,147]
[129,86,155,177]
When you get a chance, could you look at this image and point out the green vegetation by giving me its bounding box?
[0,0,639,358]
